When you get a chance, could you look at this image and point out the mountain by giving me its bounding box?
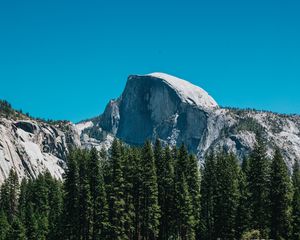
[1,73,300,182]
[79,73,300,170]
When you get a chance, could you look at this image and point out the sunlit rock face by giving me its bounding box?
[0,118,80,183]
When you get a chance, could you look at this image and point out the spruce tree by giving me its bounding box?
[247,137,271,237]
[140,141,160,240]
[292,161,300,240]
[270,149,293,239]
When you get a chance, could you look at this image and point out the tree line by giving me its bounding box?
[0,139,299,240]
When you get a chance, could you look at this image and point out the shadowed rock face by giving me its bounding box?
[117,75,181,145]
[98,74,217,153]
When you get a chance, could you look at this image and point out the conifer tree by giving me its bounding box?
[0,210,10,240]
[62,149,80,239]
[130,148,143,240]
[213,152,239,239]
[200,152,217,240]
[31,174,50,239]
[7,217,26,240]
[46,177,63,240]
[154,139,166,239]
[108,139,127,240]
[292,161,300,240]
[270,149,292,239]
[156,144,175,240]
[140,141,160,240]
[0,169,19,223]
[235,163,251,239]
[175,174,195,240]
[122,147,136,239]
[187,154,201,239]
[78,150,92,240]
[24,202,38,240]
[174,144,195,240]
[18,179,28,223]
[88,147,110,240]
[247,137,271,237]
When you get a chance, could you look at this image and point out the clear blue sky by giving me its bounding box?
[0,0,299,122]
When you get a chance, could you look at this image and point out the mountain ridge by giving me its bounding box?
[1,73,300,182]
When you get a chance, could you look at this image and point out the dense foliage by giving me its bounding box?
[0,139,299,240]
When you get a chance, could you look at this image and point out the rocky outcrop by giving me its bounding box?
[0,118,80,183]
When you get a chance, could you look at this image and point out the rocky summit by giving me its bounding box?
[1,73,300,182]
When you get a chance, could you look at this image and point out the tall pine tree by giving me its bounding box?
[235,158,251,239]
[200,152,217,240]
[174,145,195,240]
[7,217,26,240]
[247,137,271,237]
[140,141,160,240]
[270,149,292,239]
[108,139,127,240]
[0,169,19,223]
[187,154,201,239]
[88,147,110,240]
[122,147,135,240]
[0,210,10,240]
[155,143,175,240]
[78,150,92,240]
[62,149,80,240]
[213,152,239,239]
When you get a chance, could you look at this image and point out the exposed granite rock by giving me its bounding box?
[79,73,300,170]
[0,118,80,183]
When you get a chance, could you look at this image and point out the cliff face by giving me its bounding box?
[98,74,218,151]
[79,73,300,170]
[0,117,80,183]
